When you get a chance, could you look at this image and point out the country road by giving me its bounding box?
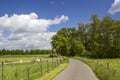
[54,59,99,80]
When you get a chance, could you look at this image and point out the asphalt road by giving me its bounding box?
[54,59,99,80]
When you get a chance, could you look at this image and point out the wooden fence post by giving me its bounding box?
[52,57,54,69]
[55,59,57,68]
[2,62,4,80]
[57,58,59,66]
[107,63,110,69]
[47,60,49,72]
[27,67,30,80]
[40,59,42,76]
[15,68,18,79]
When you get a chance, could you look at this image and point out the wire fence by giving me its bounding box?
[0,57,67,80]
[80,58,120,80]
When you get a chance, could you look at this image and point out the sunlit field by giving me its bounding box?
[0,55,68,80]
[0,55,48,62]
[75,57,120,80]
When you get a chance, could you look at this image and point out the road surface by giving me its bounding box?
[54,59,99,80]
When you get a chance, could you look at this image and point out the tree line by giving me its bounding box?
[0,49,53,55]
[51,14,120,58]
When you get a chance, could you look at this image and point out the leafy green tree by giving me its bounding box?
[2,49,7,55]
[51,27,85,56]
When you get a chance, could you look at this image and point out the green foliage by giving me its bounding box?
[49,54,58,57]
[51,14,120,58]
[89,15,120,58]
[0,49,52,55]
[51,27,85,56]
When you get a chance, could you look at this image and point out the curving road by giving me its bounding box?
[54,59,99,80]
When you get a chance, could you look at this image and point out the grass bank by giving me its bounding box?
[75,57,120,80]
[35,62,68,80]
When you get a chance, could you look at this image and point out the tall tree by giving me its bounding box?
[51,27,85,56]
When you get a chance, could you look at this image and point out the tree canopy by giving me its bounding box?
[51,14,120,58]
[0,49,52,55]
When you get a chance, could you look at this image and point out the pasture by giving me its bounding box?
[0,55,68,80]
[75,57,120,80]
[0,55,48,62]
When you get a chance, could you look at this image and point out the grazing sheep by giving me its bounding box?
[36,58,40,62]
[32,58,40,63]
[20,60,22,63]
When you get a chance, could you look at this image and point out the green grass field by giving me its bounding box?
[75,57,120,80]
[0,55,68,80]
[0,55,48,62]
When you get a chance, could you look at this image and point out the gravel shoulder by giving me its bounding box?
[54,59,99,80]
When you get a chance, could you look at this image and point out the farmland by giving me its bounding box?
[0,55,48,62]
[75,57,120,80]
[0,55,68,80]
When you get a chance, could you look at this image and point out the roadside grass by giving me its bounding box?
[75,57,120,80]
[35,62,68,80]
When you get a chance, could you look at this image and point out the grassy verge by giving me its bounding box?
[75,57,120,80]
[35,62,68,80]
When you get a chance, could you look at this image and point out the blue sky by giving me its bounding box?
[0,0,120,49]
[0,0,119,31]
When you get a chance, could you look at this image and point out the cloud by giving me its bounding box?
[49,1,65,5]
[108,0,120,14]
[0,13,69,33]
[0,13,69,49]
[0,32,56,50]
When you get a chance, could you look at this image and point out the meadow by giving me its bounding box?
[0,55,48,62]
[75,57,120,80]
[0,55,68,80]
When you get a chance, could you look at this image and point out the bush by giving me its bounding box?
[49,54,58,57]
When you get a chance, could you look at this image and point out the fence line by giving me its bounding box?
[0,57,66,80]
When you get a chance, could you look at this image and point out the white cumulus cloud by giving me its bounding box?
[0,13,69,33]
[108,0,120,14]
[0,13,69,50]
